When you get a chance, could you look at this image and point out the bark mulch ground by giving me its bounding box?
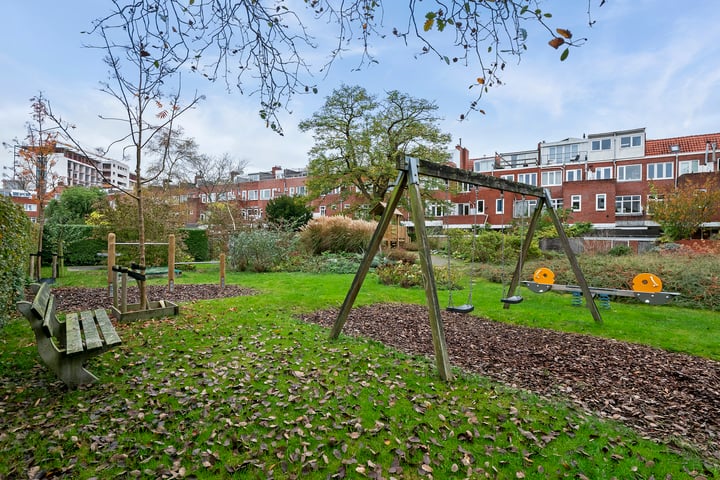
[50,284,255,313]
[299,303,720,462]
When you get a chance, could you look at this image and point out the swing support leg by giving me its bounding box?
[543,190,603,324]
[330,171,407,340]
[502,201,543,308]
[406,158,454,381]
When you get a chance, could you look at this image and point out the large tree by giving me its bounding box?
[299,85,451,208]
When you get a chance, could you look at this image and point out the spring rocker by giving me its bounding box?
[523,267,680,305]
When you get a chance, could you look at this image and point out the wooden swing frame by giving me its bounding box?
[329,157,602,381]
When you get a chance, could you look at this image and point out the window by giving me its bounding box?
[566,169,582,182]
[517,172,537,186]
[550,198,563,210]
[24,203,37,212]
[296,186,307,196]
[617,164,642,181]
[591,138,612,151]
[248,190,259,200]
[426,203,445,217]
[541,170,562,186]
[620,135,642,148]
[571,195,581,212]
[500,174,514,182]
[476,199,485,214]
[457,203,470,216]
[548,144,579,164]
[615,195,642,215]
[241,190,247,200]
[260,189,272,200]
[647,162,673,180]
[513,199,537,218]
[596,193,606,211]
[496,198,504,214]
[679,159,700,176]
[319,206,326,216]
[474,159,495,172]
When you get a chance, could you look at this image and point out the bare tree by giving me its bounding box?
[145,126,201,189]
[89,1,596,133]
[48,1,205,308]
[14,94,63,280]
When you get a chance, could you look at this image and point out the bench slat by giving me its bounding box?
[94,309,122,347]
[65,313,84,355]
[80,310,104,351]
[31,283,50,319]
[42,294,57,337]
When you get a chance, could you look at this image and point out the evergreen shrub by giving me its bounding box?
[0,196,32,327]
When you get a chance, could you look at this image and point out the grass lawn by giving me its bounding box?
[0,265,718,478]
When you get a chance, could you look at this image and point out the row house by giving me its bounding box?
[182,166,309,225]
[443,128,720,240]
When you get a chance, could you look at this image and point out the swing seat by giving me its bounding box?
[446,304,474,314]
[500,295,524,305]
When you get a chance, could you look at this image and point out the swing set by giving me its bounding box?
[329,156,601,381]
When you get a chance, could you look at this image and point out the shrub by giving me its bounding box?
[376,262,461,290]
[228,229,299,272]
[0,196,32,328]
[299,216,376,254]
[182,228,210,261]
[385,248,417,264]
[607,244,633,257]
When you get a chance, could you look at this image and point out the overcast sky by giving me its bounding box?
[2,1,719,177]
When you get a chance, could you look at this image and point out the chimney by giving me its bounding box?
[455,144,471,171]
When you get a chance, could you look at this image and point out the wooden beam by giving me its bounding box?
[330,172,408,340]
[543,189,603,324]
[406,159,454,381]
[503,198,545,309]
[400,157,547,198]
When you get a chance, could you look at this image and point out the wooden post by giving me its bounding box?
[168,234,176,292]
[330,172,407,340]
[107,233,116,296]
[543,190,603,324]
[52,254,58,280]
[219,253,226,288]
[120,270,128,314]
[406,158,454,382]
[57,239,64,278]
[112,270,118,309]
[503,201,544,309]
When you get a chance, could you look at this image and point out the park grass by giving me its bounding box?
[0,266,717,478]
[52,264,720,361]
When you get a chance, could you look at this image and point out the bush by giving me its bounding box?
[607,244,633,257]
[376,262,462,290]
[299,216,376,255]
[228,229,299,272]
[182,229,210,261]
[0,196,32,328]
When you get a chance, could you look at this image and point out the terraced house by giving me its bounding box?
[4,128,719,248]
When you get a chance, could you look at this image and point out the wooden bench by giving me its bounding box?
[17,283,122,387]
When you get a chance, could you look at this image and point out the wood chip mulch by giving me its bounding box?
[299,303,720,461]
[49,284,256,313]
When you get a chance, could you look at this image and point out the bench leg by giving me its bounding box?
[19,302,100,388]
[57,359,99,387]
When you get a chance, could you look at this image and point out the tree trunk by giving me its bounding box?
[135,143,148,310]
